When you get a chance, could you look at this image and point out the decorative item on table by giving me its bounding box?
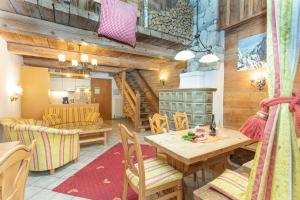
[182,129,208,142]
[209,114,217,136]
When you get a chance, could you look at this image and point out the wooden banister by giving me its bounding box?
[113,73,141,131]
[135,92,141,131]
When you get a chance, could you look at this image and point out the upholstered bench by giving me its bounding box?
[43,104,103,128]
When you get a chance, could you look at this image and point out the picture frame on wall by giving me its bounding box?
[237,32,267,71]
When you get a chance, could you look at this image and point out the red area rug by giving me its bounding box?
[53,143,155,200]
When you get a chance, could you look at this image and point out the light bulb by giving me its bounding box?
[58,54,66,62]
[91,58,98,66]
[81,54,89,63]
[72,59,78,67]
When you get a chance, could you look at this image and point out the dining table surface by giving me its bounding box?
[144,127,253,166]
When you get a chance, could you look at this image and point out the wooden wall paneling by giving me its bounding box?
[224,14,300,130]
[218,0,227,29]
[253,0,262,14]
[244,0,249,18]
[139,65,182,96]
[229,0,240,25]
[226,0,231,26]
[240,0,245,20]
[223,16,267,130]
[248,0,253,16]
[261,0,267,9]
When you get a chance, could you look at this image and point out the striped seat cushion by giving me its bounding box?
[208,169,248,200]
[126,158,182,190]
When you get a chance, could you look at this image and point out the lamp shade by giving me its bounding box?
[199,53,219,63]
[174,50,195,61]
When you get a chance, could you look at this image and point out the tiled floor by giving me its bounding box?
[25,119,211,200]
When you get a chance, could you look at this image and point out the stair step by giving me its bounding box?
[140,117,149,122]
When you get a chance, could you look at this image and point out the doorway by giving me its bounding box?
[91,78,112,120]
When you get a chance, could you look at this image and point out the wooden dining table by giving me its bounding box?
[144,127,253,176]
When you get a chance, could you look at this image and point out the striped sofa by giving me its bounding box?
[0,118,80,174]
[43,104,103,129]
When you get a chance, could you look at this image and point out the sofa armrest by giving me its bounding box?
[14,124,81,135]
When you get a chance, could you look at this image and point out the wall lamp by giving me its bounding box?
[250,71,267,91]
[10,86,23,102]
[160,72,168,86]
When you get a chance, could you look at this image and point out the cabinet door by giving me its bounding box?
[76,79,90,88]
[63,78,76,91]
[50,78,63,91]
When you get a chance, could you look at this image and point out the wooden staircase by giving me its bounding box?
[113,70,158,131]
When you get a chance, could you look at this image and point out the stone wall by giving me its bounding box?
[148,0,192,39]
[188,0,224,71]
[186,0,225,127]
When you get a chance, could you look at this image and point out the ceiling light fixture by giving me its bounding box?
[174,0,219,64]
[58,54,66,62]
[91,58,98,66]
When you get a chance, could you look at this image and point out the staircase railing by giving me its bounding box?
[114,73,141,131]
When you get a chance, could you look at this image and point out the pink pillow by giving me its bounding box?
[98,0,138,47]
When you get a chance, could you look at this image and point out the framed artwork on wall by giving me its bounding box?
[237,32,267,71]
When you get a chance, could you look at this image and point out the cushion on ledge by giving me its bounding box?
[43,114,62,126]
[98,0,138,47]
[85,112,100,123]
[208,169,248,200]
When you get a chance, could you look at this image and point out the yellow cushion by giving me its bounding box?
[43,114,62,126]
[85,112,100,123]
[208,169,248,200]
[126,158,182,190]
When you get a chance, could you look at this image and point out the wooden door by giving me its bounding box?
[91,78,112,120]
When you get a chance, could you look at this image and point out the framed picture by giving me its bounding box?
[237,32,267,71]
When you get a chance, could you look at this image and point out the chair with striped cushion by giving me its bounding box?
[119,124,183,200]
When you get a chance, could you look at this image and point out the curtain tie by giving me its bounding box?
[240,92,300,140]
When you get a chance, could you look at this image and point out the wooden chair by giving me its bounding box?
[149,113,170,134]
[173,112,189,131]
[0,140,36,200]
[119,124,183,200]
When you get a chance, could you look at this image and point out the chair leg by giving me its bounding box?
[122,177,128,200]
[177,180,183,200]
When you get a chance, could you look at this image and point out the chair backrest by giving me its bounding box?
[0,140,35,200]
[148,113,170,134]
[119,124,145,194]
[173,112,190,131]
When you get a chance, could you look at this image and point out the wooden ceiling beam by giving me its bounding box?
[8,42,160,71]
[23,58,123,74]
[0,10,177,59]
